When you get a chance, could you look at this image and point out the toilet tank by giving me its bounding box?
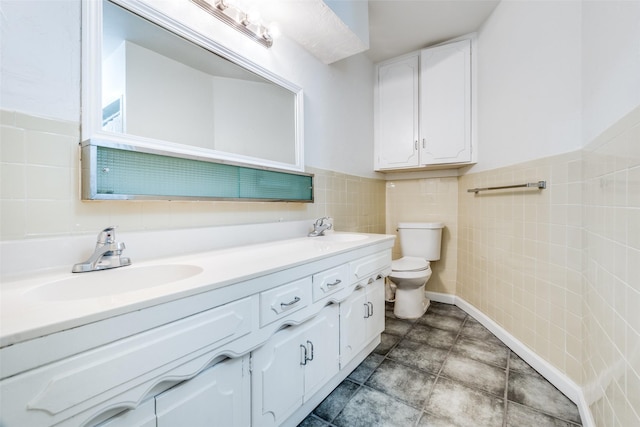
[397,222,444,261]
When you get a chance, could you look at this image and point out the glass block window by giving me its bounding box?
[90,145,313,202]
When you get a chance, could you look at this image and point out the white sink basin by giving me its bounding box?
[26,264,203,301]
[316,233,368,242]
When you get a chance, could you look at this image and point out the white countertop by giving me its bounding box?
[0,233,394,348]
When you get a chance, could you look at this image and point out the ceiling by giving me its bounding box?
[366,0,501,63]
[245,0,501,64]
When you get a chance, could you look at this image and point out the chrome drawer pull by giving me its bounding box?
[281,296,301,308]
[300,344,308,365]
[327,279,342,288]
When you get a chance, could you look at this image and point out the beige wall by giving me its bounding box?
[0,109,386,241]
[385,177,458,295]
[456,106,640,426]
[458,151,583,381]
[582,106,640,426]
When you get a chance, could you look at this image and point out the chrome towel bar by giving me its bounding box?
[467,180,546,194]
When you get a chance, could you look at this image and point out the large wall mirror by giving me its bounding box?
[82,0,304,175]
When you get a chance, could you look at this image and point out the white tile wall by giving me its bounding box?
[582,106,640,427]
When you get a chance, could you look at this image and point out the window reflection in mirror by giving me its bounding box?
[100,0,298,167]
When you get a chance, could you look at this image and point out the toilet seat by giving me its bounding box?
[391,256,430,273]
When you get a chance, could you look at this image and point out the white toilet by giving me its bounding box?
[389,222,444,319]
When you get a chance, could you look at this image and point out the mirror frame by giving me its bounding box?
[81,0,305,173]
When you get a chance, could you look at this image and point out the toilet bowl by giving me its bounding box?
[389,222,443,319]
[389,256,432,318]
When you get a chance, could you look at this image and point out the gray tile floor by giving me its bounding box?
[299,301,582,427]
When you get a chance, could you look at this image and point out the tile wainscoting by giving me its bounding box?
[456,105,640,427]
[0,109,386,241]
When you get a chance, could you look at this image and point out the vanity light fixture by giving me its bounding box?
[191,0,276,48]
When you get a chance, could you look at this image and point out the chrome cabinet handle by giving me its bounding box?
[300,344,308,365]
[327,279,341,288]
[281,296,301,308]
[301,341,314,365]
[414,140,418,151]
[363,302,374,318]
[422,138,426,149]
[306,340,314,362]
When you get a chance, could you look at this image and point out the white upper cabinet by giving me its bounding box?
[374,38,475,171]
[375,55,420,169]
[420,39,472,165]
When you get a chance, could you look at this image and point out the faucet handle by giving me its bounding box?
[97,226,117,245]
[315,216,331,225]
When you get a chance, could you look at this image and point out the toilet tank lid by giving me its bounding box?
[397,222,444,229]
[392,257,430,272]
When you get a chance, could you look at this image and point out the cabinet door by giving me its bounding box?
[251,305,340,427]
[155,356,250,427]
[367,279,386,339]
[339,287,369,368]
[251,326,305,427]
[420,39,471,165]
[375,55,420,169]
[302,304,339,399]
[339,280,386,368]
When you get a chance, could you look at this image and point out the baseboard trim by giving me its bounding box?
[425,292,594,427]
[425,291,456,305]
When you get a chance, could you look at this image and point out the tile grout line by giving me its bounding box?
[502,350,511,427]
[386,309,454,427]
[307,304,583,427]
[413,312,470,427]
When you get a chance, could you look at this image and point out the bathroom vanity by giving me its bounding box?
[0,232,394,427]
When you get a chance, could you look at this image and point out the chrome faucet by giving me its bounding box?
[72,226,132,273]
[308,217,333,237]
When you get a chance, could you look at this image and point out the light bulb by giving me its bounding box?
[244,7,261,25]
[266,23,281,40]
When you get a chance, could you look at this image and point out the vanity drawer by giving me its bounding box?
[350,250,392,285]
[260,277,312,327]
[312,264,349,301]
[0,297,253,427]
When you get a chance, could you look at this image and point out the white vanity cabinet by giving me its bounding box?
[0,235,393,427]
[374,38,475,171]
[251,304,339,427]
[339,278,385,368]
[0,297,253,427]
